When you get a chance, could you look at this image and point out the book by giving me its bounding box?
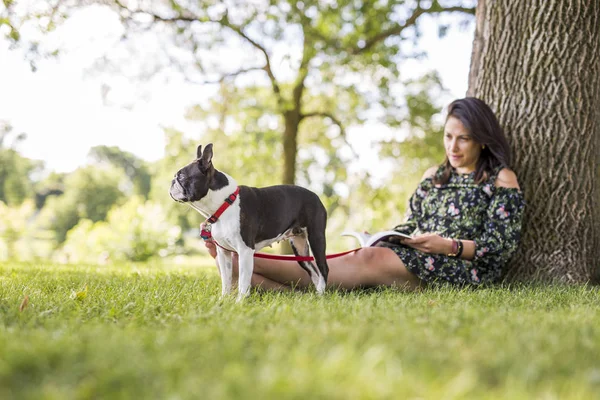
[341,230,413,248]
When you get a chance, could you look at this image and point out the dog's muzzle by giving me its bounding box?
[169,178,188,202]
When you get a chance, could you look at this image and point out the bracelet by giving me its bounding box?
[447,239,464,258]
[455,240,464,258]
[447,239,459,257]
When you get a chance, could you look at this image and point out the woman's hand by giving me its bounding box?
[204,240,218,259]
[401,233,452,255]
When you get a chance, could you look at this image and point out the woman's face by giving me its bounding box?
[444,116,482,174]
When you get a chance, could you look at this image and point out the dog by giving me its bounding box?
[169,143,329,301]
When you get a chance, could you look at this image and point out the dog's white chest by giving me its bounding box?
[211,231,238,252]
[208,208,245,251]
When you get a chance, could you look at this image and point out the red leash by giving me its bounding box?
[256,248,360,261]
[210,240,361,261]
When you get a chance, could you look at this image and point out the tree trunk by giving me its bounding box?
[468,0,600,283]
[282,110,300,185]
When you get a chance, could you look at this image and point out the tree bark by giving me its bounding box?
[468,0,600,283]
[282,110,300,185]
[466,0,487,96]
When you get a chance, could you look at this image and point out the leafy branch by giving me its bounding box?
[113,0,285,110]
[351,1,475,54]
[301,111,357,157]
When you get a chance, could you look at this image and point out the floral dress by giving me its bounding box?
[381,165,525,285]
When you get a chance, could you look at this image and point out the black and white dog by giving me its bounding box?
[169,143,329,301]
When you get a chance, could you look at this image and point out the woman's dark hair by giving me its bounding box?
[433,97,512,185]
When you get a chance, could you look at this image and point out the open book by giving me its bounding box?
[341,230,413,248]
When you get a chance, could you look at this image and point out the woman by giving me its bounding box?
[205,97,525,290]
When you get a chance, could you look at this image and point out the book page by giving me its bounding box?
[341,230,412,247]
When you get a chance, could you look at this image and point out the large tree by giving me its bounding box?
[468,0,600,283]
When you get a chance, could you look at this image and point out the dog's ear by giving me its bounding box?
[198,143,213,172]
[196,144,203,160]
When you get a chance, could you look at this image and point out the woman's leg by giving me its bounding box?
[205,242,294,291]
[205,241,422,291]
[251,246,422,290]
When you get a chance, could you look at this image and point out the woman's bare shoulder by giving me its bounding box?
[495,168,521,189]
[421,166,439,181]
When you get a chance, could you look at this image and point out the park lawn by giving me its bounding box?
[0,261,599,400]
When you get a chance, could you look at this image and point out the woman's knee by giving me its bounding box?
[351,247,416,285]
[351,247,394,267]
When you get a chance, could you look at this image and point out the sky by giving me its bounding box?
[0,5,475,175]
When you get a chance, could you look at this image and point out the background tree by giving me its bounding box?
[4,0,475,186]
[34,172,65,210]
[38,165,126,243]
[89,145,152,198]
[59,196,180,263]
[468,0,600,283]
[0,200,36,260]
[0,121,41,206]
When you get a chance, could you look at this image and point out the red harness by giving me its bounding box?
[200,187,360,261]
[200,187,240,241]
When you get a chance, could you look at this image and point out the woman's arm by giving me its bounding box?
[402,234,476,260]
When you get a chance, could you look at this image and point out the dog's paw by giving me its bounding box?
[316,278,326,295]
[221,285,233,297]
[235,289,252,303]
[235,294,247,303]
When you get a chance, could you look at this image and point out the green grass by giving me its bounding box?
[1,261,599,400]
